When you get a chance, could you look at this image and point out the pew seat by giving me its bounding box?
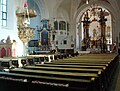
[10,68,99,80]
[0,72,95,91]
[24,66,103,74]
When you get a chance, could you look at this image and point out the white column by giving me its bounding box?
[58,20,59,30]
[69,22,76,51]
[76,24,80,51]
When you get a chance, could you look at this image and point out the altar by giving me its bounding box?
[81,6,112,53]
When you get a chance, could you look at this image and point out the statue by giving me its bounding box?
[93,29,97,40]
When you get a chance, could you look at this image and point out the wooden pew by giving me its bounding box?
[24,65,102,74]
[10,68,99,80]
[27,54,55,62]
[42,62,109,66]
[35,63,107,91]
[53,53,116,62]
[27,57,34,65]
[19,58,27,67]
[0,72,95,91]
[0,58,19,72]
[0,54,118,91]
[10,67,106,91]
[35,64,106,69]
[43,54,119,91]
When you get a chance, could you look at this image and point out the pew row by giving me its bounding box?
[10,62,109,91]
[0,72,97,91]
[0,54,119,91]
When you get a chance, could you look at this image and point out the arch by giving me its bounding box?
[59,21,66,30]
[1,48,6,58]
[7,48,11,57]
[74,1,119,23]
[73,0,118,51]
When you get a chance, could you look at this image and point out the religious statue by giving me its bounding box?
[93,29,97,40]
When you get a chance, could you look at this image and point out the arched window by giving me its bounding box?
[1,0,7,26]
[7,48,11,56]
[1,47,6,58]
[59,21,66,30]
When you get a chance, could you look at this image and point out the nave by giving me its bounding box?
[0,53,119,91]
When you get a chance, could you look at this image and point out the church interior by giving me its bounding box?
[0,0,120,91]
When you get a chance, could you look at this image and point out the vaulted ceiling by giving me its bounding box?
[32,0,120,23]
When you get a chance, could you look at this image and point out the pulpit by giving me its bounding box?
[16,1,36,56]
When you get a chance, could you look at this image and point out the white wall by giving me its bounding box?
[0,0,24,57]
[0,0,45,57]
